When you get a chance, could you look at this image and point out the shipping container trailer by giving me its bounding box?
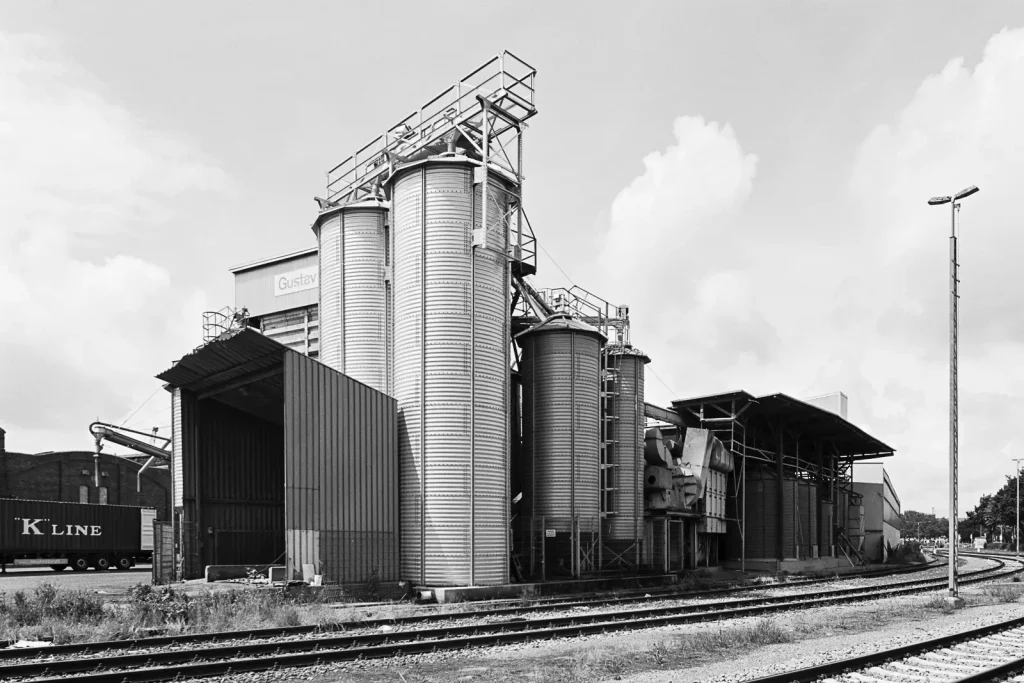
[0,498,156,571]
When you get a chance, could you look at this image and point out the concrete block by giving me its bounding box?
[205,564,285,582]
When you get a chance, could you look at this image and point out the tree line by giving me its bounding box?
[905,474,1022,544]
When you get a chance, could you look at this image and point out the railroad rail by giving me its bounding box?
[746,614,1024,682]
[2,556,1016,682]
[0,556,939,662]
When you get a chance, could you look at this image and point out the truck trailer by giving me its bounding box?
[0,498,156,571]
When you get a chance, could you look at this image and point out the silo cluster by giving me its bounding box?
[316,153,517,586]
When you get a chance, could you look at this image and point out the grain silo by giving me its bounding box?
[389,154,514,586]
[516,313,605,578]
[313,198,391,394]
[602,345,650,565]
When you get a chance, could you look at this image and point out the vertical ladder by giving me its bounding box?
[600,347,622,522]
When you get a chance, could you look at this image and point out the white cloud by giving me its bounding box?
[846,26,1024,516]
[0,31,226,453]
[590,26,1024,518]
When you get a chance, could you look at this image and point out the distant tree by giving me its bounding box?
[903,510,950,540]
[962,476,1023,543]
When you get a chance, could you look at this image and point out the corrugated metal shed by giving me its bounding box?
[284,352,398,584]
[158,329,397,584]
[671,391,896,459]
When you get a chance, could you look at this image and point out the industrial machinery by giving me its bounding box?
[89,422,171,492]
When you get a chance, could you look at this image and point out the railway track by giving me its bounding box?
[1,555,1016,683]
[0,555,945,662]
[746,614,1024,682]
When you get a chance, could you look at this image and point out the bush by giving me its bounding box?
[886,540,926,565]
[0,583,105,626]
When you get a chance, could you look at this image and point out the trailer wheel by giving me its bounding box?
[114,556,132,571]
[93,556,111,571]
[70,556,89,572]
[50,565,68,572]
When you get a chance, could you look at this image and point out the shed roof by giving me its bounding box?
[157,328,287,395]
[670,390,895,459]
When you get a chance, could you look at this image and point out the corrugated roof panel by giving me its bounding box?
[156,329,287,393]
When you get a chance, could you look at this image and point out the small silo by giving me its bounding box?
[313,198,391,394]
[516,314,605,576]
[389,154,514,586]
[603,345,650,558]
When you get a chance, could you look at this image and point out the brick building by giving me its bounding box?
[0,436,171,520]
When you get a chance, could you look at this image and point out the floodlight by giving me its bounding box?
[954,185,980,201]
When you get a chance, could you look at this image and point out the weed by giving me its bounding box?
[922,594,967,614]
[648,640,670,666]
[983,584,1024,603]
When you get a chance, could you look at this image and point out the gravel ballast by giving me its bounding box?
[163,558,1024,683]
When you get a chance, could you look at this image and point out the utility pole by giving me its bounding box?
[928,185,979,601]
[1014,458,1024,556]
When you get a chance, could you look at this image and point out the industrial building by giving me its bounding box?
[0,428,171,520]
[228,247,320,359]
[153,51,898,588]
[665,392,896,571]
[851,462,903,562]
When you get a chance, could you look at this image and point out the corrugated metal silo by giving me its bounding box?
[603,346,650,544]
[313,199,391,393]
[390,156,513,586]
[517,314,605,532]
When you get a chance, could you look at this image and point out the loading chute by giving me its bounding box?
[89,422,171,492]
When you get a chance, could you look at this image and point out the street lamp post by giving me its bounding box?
[1013,458,1024,556]
[928,185,979,600]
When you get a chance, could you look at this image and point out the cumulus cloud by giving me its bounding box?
[0,31,227,452]
[845,26,1024,515]
[589,116,763,400]
[589,26,1024,516]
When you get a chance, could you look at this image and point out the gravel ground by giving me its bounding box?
[0,566,151,596]
[155,557,1024,683]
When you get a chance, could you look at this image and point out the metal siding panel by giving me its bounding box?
[234,252,319,318]
[171,389,183,508]
[283,352,398,584]
[196,398,285,567]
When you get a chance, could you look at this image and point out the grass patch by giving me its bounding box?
[0,582,341,645]
[920,594,969,614]
[982,584,1024,603]
[532,618,792,682]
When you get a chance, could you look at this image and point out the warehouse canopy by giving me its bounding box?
[670,390,895,460]
[157,328,287,425]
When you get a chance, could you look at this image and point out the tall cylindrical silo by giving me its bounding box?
[517,315,604,547]
[603,345,650,549]
[390,155,513,586]
[313,198,391,394]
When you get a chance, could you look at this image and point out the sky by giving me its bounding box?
[2,1,1023,518]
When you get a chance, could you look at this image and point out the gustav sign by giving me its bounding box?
[274,266,318,297]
